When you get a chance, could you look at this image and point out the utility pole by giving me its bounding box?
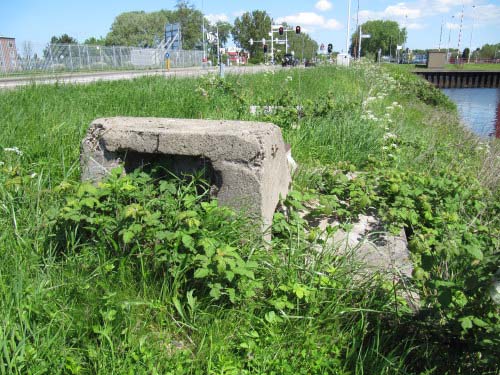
[355,0,360,58]
[468,4,476,63]
[438,17,443,50]
[271,29,274,64]
[346,0,351,60]
[201,0,206,63]
[358,25,362,59]
[457,2,465,62]
[447,15,455,61]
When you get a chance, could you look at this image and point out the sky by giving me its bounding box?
[1,0,499,54]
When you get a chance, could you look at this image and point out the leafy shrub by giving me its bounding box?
[309,161,500,369]
[52,167,264,305]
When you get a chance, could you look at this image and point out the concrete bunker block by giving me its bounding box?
[81,117,292,230]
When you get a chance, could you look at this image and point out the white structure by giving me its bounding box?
[337,53,350,66]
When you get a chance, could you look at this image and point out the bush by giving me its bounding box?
[52,167,264,305]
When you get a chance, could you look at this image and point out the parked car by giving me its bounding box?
[282,54,298,67]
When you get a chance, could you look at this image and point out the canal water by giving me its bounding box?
[442,88,500,139]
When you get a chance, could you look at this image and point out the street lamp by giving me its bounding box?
[446,15,455,61]
[346,0,351,57]
[468,5,476,64]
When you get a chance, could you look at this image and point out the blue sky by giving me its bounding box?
[1,0,499,53]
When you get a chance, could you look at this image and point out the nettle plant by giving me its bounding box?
[52,167,264,305]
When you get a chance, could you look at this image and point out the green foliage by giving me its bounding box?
[105,3,203,48]
[232,10,272,62]
[208,21,233,47]
[83,36,106,46]
[350,20,406,57]
[307,157,499,369]
[1,62,499,374]
[53,167,263,305]
[49,34,78,45]
[474,42,500,59]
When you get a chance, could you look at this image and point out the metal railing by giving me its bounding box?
[0,42,204,76]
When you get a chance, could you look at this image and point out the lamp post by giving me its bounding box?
[346,0,351,59]
[446,15,455,61]
[201,0,206,64]
[468,5,476,64]
[457,3,465,63]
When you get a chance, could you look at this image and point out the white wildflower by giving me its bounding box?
[383,132,397,140]
[4,147,23,156]
[30,172,38,179]
[286,76,293,82]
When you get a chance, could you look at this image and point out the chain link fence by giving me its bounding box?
[1,42,204,76]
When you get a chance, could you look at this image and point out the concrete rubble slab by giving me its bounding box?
[316,214,413,278]
[81,117,292,232]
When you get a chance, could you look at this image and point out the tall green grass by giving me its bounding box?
[1,64,498,374]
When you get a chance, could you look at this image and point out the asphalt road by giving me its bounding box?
[0,65,280,90]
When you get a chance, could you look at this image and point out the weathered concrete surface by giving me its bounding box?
[81,117,291,230]
[316,214,413,278]
[304,210,419,311]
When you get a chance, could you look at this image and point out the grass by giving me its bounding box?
[0,63,499,374]
[444,63,500,71]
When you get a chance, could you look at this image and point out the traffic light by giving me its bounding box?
[295,25,301,34]
[327,43,333,53]
[263,44,268,53]
[279,26,284,35]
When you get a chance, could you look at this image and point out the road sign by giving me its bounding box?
[165,52,170,59]
[361,34,371,38]
[165,23,182,50]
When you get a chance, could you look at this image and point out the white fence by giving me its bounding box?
[0,43,204,75]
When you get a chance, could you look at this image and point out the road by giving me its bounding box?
[0,65,280,90]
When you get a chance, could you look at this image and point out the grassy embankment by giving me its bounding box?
[444,63,500,71]
[0,64,498,374]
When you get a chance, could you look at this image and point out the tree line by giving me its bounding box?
[47,1,318,63]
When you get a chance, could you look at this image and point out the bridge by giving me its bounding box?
[414,69,500,88]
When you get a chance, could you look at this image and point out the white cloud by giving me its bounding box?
[276,12,342,31]
[384,3,421,19]
[205,13,229,25]
[407,23,425,30]
[315,0,332,12]
[325,19,342,30]
[358,0,479,24]
[446,22,460,30]
[232,10,245,18]
[473,4,500,25]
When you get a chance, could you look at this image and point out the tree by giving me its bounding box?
[50,34,78,45]
[104,2,203,49]
[475,43,500,59]
[105,11,170,47]
[278,23,318,62]
[232,10,272,62]
[462,48,470,59]
[208,21,232,47]
[172,1,204,49]
[84,36,106,45]
[350,20,406,57]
